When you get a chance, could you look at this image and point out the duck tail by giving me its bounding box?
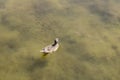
[40,50,44,53]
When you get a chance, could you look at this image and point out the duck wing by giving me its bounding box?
[40,45,53,53]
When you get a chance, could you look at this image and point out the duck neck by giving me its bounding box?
[52,40,58,46]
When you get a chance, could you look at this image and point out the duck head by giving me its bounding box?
[55,38,59,43]
[52,38,59,46]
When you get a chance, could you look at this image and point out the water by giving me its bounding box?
[0,0,120,80]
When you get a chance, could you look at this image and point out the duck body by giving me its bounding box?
[40,38,59,54]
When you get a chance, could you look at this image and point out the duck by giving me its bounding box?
[40,38,59,56]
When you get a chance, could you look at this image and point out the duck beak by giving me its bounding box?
[55,38,59,42]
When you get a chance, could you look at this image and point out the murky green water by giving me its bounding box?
[0,0,120,80]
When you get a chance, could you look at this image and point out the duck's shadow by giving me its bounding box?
[27,57,48,72]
